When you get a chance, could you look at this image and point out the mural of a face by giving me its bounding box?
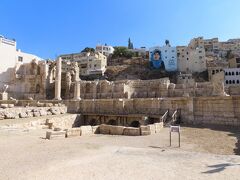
[153,51,161,61]
[150,49,165,70]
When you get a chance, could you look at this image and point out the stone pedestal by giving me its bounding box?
[54,57,62,100]
[0,92,8,100]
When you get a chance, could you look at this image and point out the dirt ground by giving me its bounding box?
[0,123,240,180]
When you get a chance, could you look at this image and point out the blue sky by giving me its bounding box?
[1,0,240,59]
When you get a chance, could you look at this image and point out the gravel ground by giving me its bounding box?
[0,124,239,180]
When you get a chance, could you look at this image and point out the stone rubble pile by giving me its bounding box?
[0,105,67,120]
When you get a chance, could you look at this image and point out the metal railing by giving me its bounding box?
[161,109,169,124]
[171,109,181,125]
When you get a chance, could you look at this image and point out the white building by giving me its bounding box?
[95,45,114,57]
[149,43,177,71]
[224,68,240,86]
[0,35,42,89]
[60,52,107,76]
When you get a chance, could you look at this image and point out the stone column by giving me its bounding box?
[54,57,62,100]
[73,81,81,100]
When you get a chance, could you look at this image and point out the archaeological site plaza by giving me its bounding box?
[0,35,240,179]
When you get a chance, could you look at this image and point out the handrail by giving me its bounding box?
[161,109,169,124]
[171,109,181,125]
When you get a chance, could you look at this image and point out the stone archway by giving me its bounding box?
[89,119,98,126]
[130,121,141,128]
[107,119,117,126]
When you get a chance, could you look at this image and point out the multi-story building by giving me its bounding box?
[95,45,114,57]
[203,38,220,55]
[60,52,107,76]
[149,42,177,71]
[207,61,228,81]
[204,38,240,58]
[224,68,240,86]
[0,35,42,89]
[177,37,207,73]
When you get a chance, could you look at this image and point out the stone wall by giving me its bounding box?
[0,106,67,120]
[64,96,240,126]
[191,96,240,126]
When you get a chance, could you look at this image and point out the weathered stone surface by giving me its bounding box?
[46,131,66,140]
[8,104,15,108]
[109,126,125,135]
[45,103,53,107]
[0,111,4,120]
[155,123,163,133]
[0,104,8,109]
[33,111,41,117]
[19,112,28,118]
[140,125,151,136]
[4,112,18,119]
[99,124,111,134]
[50,108,61,115]
[65,128,81,138]
[123,127,140,136]
[80,125,93,136]
[39,109,47,116]
[147,124,156,134]
[92,126,100,134]
[26,111,33,117]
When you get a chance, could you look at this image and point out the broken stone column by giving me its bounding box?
[54,57,62,100]
[73,81,81,100]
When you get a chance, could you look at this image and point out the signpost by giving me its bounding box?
[170,125,181,147]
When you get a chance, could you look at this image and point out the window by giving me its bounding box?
[94,64,97,67]
[225,72,228,76]
[229,72,231,76]
[233,80,235,84]
[165,50,167,52]
[232,72,235,75]
[229,80,232,84]
[226,80,228,84]
[165,56,167,59]
[187,58,189,60]
[182,55,184,58]
[172,50,175,53]
[237,80,240,84]
[199,56,203,59]
[186,52,189,55]
[18,56,23,62]
[212,70,215,75]
[199,51,202,53]
[236,72,239,75]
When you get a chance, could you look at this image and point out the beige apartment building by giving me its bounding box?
[203,38,240,58]
[177,37,207,73]
[60,52,107,76]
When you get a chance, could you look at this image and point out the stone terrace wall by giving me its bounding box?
[64,98,193,121]
[64,96,240,126]
[191,96,240,126]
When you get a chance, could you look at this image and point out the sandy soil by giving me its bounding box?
[0,124,240,180]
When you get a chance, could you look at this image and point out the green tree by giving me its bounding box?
[128,38,134,49]
[112,46,134,58]
[81,47,95,53]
